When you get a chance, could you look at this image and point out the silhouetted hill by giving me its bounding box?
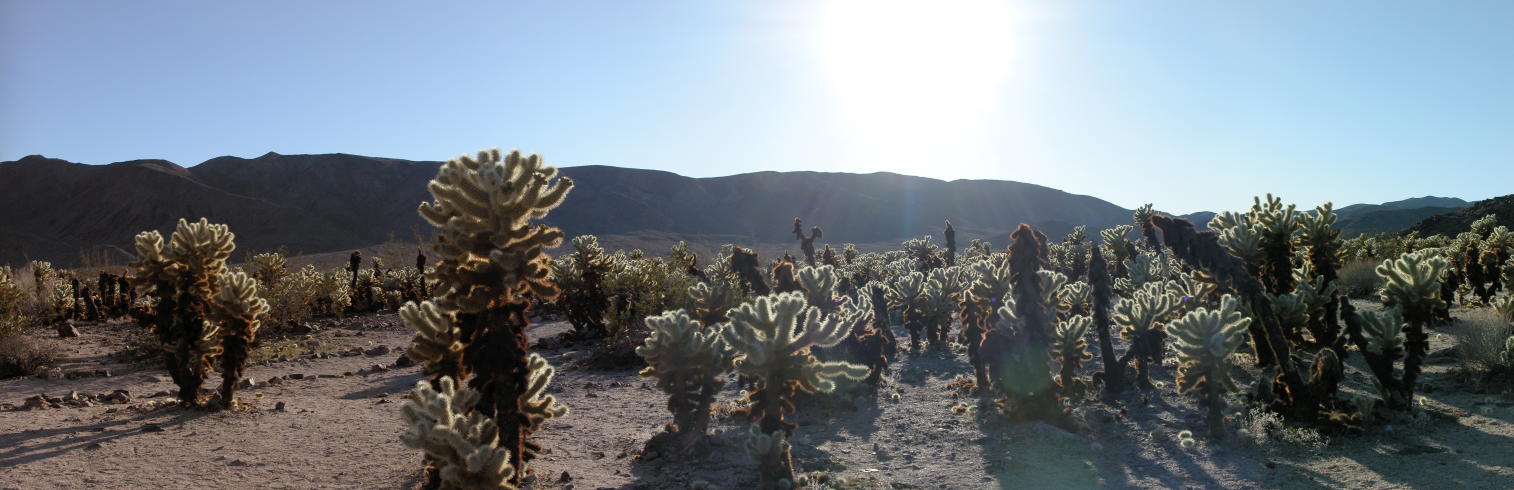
[1336,196,1469,217]
[1,153,1137,266]
[1407,195,1514,237]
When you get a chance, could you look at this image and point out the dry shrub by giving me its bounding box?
[1337,259,1384,299]
[1455,308,1514,373]
[0,334,57,379]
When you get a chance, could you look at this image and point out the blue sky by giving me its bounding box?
[2,1,1509,213]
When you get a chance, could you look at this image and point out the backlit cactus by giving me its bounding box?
[1166,294,1250,436]
[885,271,927,349]
[722,292,870,488]
[554,235,615,338]
[130,218,245,404]
[208,270,268,408]
[1369,250,1447,409]
[401,377,518,489]
[403,148,573,485]
[636,310,730,448]
[1114,282,1178,389]
[1051,315,1092,396]
[792,217,823,267]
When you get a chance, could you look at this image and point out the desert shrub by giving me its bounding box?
[1337,259,1384,299]
[0,266,32,337]
[1457,300,1514,375]
[0,333,56,379]
[1238,407,1329,452]
[592,253,696,365]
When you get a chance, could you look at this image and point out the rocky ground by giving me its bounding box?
[2,301,1513,489]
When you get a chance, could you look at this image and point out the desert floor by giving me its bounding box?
[3,301,1512,489]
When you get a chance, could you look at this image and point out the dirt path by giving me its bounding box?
[3,303,1512,489]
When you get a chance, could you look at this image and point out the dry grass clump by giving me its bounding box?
[0,334,57,379]
[1336,259,1384,299]
[1455,305,1514,375]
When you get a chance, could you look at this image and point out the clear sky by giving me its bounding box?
[2,1,1509,213]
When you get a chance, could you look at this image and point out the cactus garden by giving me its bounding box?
[5,2,1514,488]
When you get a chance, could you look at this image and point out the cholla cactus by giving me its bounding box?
[404,148,573,485]
[885,271,927,349]
[730,247,772,296]
[637,310,730,448]
[208,270,268,408]
[1114,282,1178,389]
[1100,225,1138,277]
[944,219,958,266]
[1250,194,1301,295]
[130,218,241,404]
[1051,315,1092,396]
[250,252,288,287]
[554,235,615,338]
[1166,272,1217,313]
[687,279,742,327]
[1166,294,1251,436]
[722,292,870,488]
[902,235,944,271]
[920,266,968,345]
[1059,281,1092,317]
[401,377,517,489]
[792,217,823,267]
[961,255,1011,388]
[1134,203,1160,250]
[1371,251,1447,409]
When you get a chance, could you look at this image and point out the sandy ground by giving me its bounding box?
[2,301,1512,489]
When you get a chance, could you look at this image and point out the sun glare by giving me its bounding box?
[815,0,1019,177]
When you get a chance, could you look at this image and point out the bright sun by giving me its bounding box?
[814,0,1018,177]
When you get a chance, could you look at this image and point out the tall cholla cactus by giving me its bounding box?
[636,310,730,449]
[961,254,1011,389]
[402,148,573,486]
[1134,203,1160,250]
[722,292,870,488]
[1166,294,1251,436]
[401,377,517,489]
[1297,203,1344,345]
[1372,250,1447,409]
[792,217,822,267]
[208,271,268,408]
[131,218,238,404]
[1114,282,1178,389]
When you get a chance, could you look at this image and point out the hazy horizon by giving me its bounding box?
[4,1,1509,214]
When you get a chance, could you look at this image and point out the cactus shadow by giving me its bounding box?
[0,408,209,467]
[339,371,423,400]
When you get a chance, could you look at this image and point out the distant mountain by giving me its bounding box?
[1336,196,1470,217]
[1,153,1139,267]
[1407,195,1514,237]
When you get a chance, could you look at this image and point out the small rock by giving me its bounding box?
[274,402,286,412]
[1396,444,1446,455]
[560,471,572,483]
[239,377,256,389]
[266,377,282,385]
[228,459,249,467]
[23,395,47,410]
[95,369,112,377]
[364,345,391,356]
[369,364,388,373]
[141,423,164,432]
[107,390,132,404]
[287,373,306,380]
[57,323,81,338]
[319,374,340,379]
[84,442,103,451]
[395,354,415,367]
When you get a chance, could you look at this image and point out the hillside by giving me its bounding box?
[0,153,1135,266]
[1407,194,1514,236]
